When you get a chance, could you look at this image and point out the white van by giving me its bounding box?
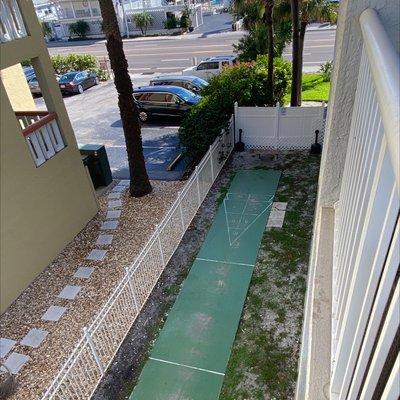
[182,56,237,80]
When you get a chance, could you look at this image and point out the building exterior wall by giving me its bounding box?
[318,0,400,208]
[297,1,400,399]
[0,0,98,313]
[1,64,36,111]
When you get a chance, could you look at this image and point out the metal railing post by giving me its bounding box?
[156,224,165,265]
[83,327,104,375]
[178,191,185,232]
[195,166,201,205]
[209,145,215,182]
[125,267,139,313]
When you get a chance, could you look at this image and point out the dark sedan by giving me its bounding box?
[133,85,201,122]
[58,71,99,94]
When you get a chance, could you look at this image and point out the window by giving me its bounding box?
[197,62,219,70]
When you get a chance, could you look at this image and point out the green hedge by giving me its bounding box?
[179,56,291,161]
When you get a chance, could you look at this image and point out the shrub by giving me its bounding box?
[179,56,291,160]
[51,53,97,74]
[133,12,153,35]
[40,20,52,38]
[94,68,110,81]
[164,14,177,29]
[319,60,333,82]
[179,5,192,30]
[68,20,90,39]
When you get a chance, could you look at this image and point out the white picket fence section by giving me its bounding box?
[41,118,234,399]
[331,9,399,400]
[234,102,327,150]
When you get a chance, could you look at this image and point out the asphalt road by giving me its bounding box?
[47,14,335,74]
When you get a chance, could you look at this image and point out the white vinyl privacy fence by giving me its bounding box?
[41,119,234,399]
[234,102,327,150]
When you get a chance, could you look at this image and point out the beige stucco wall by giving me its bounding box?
[0,1,98,312]
[1,64,36,111]
[318,0,400,207]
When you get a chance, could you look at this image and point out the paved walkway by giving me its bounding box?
[130,169,281,399]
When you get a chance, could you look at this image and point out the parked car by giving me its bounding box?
[27,74,60,95]
[133,85,201,122]
[58,71,99,94]
[23,66,35,80]
[182,55,237,80]
[149,75,208,94]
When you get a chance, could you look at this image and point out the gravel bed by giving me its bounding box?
[92,150,286,400]
[0,180,184,400]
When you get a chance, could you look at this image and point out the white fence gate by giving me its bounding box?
[234,102,327,150]
[41,119,234,399]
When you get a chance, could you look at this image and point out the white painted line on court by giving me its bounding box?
[149,357,225,376]
[196,258,254,267]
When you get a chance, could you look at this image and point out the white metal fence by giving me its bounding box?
[331,9,399,400]
[0,0,27,43]
[41,118,234,399]
[234,102,327,150]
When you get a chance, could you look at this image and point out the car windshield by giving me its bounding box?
[193,77,208,88]
[173,87,199,102]
[59,72,78,83]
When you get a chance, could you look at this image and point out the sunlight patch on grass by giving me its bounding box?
[284,73,331,104]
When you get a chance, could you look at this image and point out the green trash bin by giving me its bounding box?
[79,144,112,188]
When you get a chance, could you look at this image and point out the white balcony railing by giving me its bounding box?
[16,112,66,167]
[331,9,399,400]
[0,0,27,43]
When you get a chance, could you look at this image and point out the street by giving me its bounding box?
[47,13,335,74]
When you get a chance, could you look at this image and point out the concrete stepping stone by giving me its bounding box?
[108,192,121,200]
[41,305,66,322]
[1,352,30,374]
[101,220,119,230]
[108,200,122,208]
[20,328,48,348]
[58,285,81,300]
[0,338,16,358]
[106,210,121,219]
[73,266,94,279]
[87,249,107,261]
[266,202,287,228]
[96,234,113,245]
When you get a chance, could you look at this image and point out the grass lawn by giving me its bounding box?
[220,152,321,400]
[284,73,331,104]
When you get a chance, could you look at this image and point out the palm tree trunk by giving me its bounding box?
[265,0,274,106]
[98,0,152,197]
[297,20,307,105]
[290,0,300,106]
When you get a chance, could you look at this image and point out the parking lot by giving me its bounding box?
[35,76,187,180]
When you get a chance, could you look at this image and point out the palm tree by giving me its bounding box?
[133,12,154,36]
[297,0,337,103]
[290,0,300,106]
[98,0,152,197]
[265,0,274,106]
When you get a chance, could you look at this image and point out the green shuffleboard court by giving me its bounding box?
[130,169,281,400]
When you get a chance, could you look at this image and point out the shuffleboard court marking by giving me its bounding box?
[149,357,225,376]
[130,170,281,400]
[223,192,274,246]
[195,257,254,267]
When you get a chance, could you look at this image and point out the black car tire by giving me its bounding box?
[138,110,149,122]
[77,84,84,94]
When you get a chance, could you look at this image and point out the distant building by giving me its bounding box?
[32,0,203,40]
[1,0,98,312]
